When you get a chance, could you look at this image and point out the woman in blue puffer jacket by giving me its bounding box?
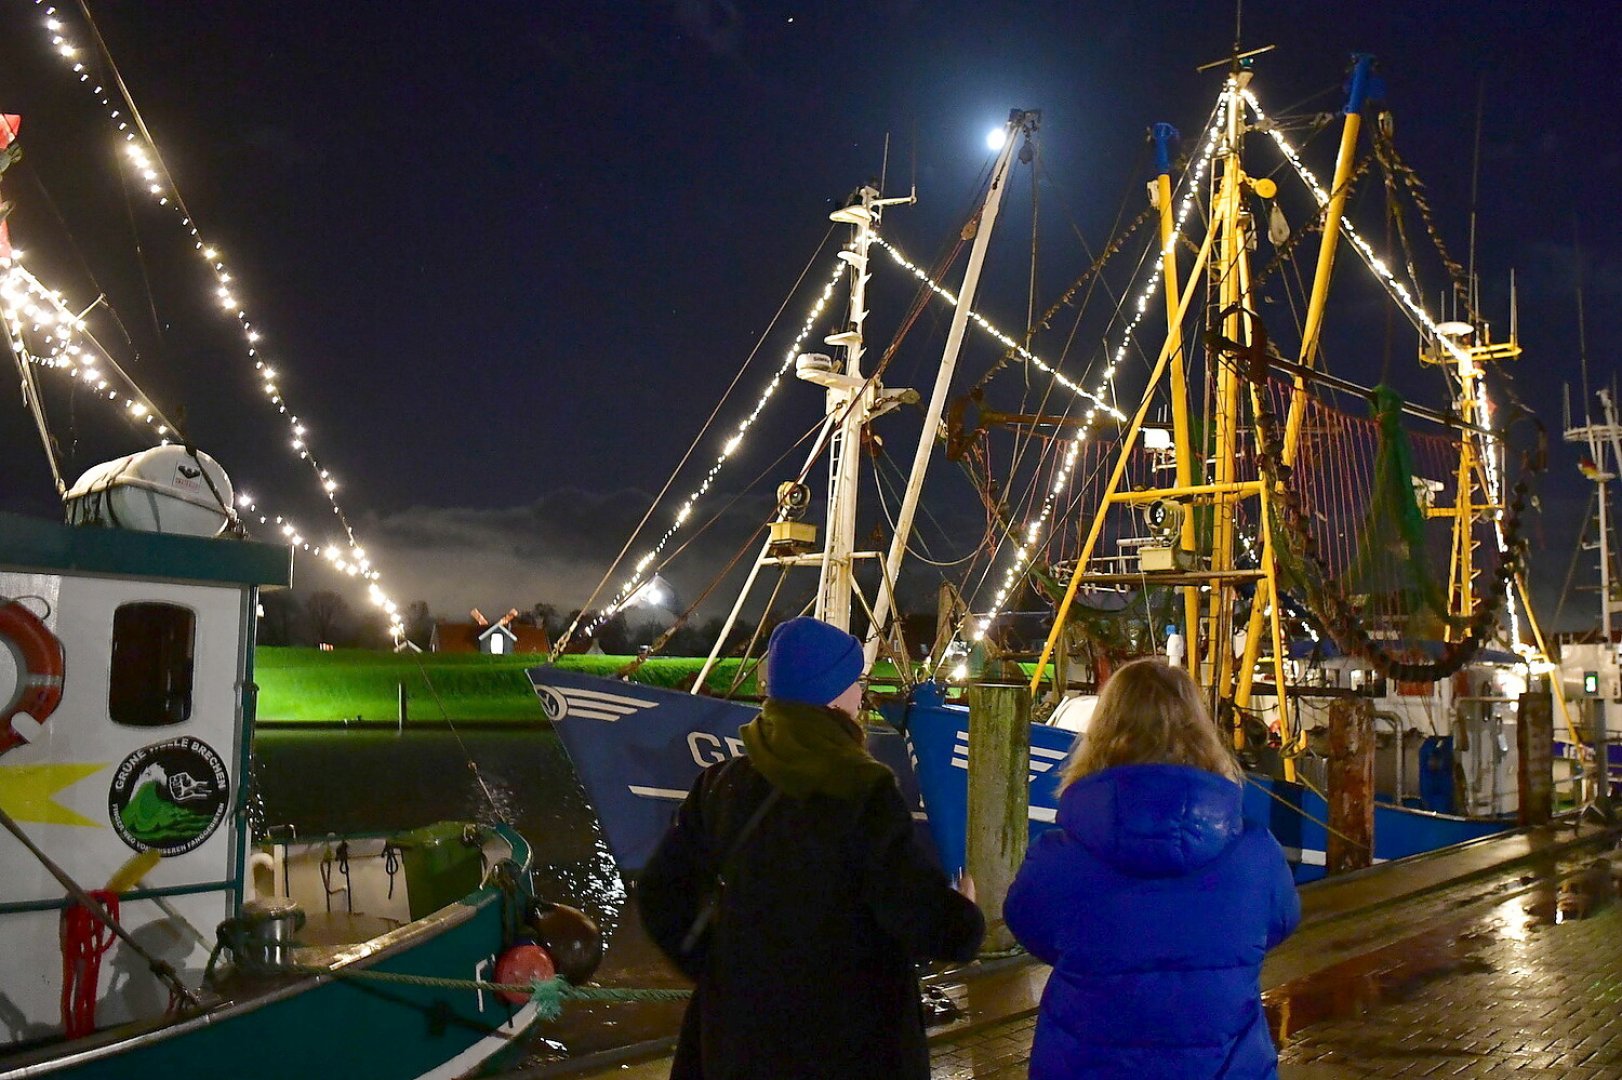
[1005,658,1300,1079]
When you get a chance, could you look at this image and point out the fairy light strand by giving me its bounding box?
[959,85,1232,655]
[2,260,383,585]
[872,239,1126,420]
[31,2,402,636]
[576,259,849,637]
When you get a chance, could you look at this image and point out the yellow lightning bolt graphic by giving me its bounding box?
[0,763,106,827]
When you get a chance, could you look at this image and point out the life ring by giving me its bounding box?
[0,598,65,755]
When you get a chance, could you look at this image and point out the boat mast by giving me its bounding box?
[688,181,913,691]
[816,185,885,630]
[1151,121,1201,681]
[863,110,1035,668]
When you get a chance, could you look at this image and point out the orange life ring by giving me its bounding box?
[0,598,65,755]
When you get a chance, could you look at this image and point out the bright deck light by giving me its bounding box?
[986,127,1006,152]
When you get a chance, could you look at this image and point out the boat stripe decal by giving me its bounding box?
[566,707,628,722]
[949,755,1055,775]
[628,785,689,801]
[560,694,641,711]
[952,740,1063,765]
[564,701,640,716]
[561,686,655,708]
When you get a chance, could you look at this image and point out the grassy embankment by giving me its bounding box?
[255,648,920,726]
[254,648,768,726]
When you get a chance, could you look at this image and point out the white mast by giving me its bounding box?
[815,185,883,629]
[863,111,1035,668]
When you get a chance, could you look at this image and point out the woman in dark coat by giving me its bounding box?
[639,617,984,1080]
[1004,659,1300,1079]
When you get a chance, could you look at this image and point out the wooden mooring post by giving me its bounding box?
[965,662,1030,950]
[1516,689,1553,825]
[1326,696,1374,875]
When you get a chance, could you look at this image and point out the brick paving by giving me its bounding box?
[1269,900,1622,1078]
[554,831,1620,1080]
[924,877,1622,1078]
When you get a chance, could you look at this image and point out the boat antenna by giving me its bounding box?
[1576,218,1591,408]
[910,119,919,203]
[880,131,890,196]
[1466,74,1485,323]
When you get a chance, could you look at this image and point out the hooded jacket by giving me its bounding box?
[639,701,985,1080]
[1004,764,1299,1080]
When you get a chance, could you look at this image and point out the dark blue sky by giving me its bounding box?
[2,1,1618,628]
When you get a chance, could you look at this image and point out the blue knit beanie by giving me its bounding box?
[765,617,863,707]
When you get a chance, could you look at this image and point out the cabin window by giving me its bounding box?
[109,603,196,726]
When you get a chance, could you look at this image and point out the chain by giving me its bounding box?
[1217,308,1538,681]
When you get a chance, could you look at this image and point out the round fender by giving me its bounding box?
[494,940,555,1005]
[525,901,604,985]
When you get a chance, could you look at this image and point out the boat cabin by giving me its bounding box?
[0,511,291,1042]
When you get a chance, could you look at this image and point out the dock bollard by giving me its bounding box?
[1326,697,1374,874]
[1516,689,1552,826]
[965,661,1031,951]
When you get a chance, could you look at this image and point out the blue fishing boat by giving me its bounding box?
[540,57,1559,901]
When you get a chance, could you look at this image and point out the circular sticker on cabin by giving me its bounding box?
[107,737,230,855]
[535,684,568,721]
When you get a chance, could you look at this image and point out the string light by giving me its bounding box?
[2,260,174,434]
[31,2,402,638]
[872,239,1125,420]
[957,84,1232,658]
[3,259,382,597]
[1241,86,1523,649]
[575,258,850,638]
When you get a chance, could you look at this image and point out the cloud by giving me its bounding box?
[347,487,773,620]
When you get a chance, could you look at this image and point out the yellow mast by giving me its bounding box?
[1152,123,1201,680]
[1031,74,1293,748]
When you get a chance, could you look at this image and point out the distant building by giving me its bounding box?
[431,608,550,655]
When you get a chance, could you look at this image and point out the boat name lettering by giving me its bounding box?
[687,731,745,767]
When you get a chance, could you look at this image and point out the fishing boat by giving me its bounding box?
[1553,382,1622,804]
[0,499,568,1078]
[536,51,1569,884]
[0,48,586,1080]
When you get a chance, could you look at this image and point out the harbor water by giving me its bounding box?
[251,729,689,1071]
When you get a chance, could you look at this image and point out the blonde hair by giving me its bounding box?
[1057,658,1241,791]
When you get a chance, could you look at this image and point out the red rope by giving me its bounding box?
[60,891,119,1038]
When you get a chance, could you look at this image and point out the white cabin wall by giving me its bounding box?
[0,571,249,1040]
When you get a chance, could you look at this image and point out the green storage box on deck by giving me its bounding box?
[393,822,484,920]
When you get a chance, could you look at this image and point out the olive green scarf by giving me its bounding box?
[739,699,892,801]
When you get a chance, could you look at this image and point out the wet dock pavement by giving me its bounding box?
[540,819,1621,1079]
[932,821,1622,1079]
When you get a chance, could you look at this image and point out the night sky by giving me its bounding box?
[1,2,1619,635]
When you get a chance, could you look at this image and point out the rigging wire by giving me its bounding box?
[554,226,837,654]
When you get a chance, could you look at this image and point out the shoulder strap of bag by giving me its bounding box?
[678,786,782,954]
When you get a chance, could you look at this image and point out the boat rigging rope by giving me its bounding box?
[1371,121,1479,327]
[554,227,837,658]
[0,803,202,1009]
[231,949,1029,1023]
[407,656,502,817]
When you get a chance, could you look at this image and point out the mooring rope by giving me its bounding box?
[296,968,691,1023]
